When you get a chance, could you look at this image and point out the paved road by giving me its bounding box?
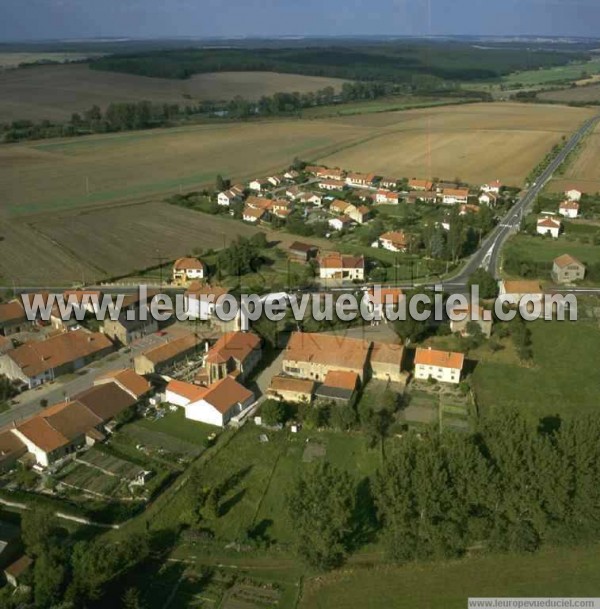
[442,114,600,291]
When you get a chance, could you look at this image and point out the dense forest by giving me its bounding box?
[90,43,589,83]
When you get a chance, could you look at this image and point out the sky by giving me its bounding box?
[0,0,598,42]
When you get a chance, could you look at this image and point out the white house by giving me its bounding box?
[558,200,580,219]
[267,176,281,187]
[536,217,561,238]
[249,179,269,192]
[414,348,464,385]
[217,190,241,207]
[375,190,400,205]
[319,253,365,281]
[166,377,255,427]
[442,188,469,205]
[378,231,408,253]
[184,284,231,320]
[243,207,268,223]
[478,192,497,206]
[319,179,346,191]
[172,257,205,284]
[481,180,502,194]
[299,193,323,206]
[328,216,352,232]
[565,189,582,202]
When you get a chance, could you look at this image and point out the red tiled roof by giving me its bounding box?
[202,376,254,414]
[205,332,261,365]
[173,257,205,271]
[323,370,359,391]
[554,254,583,269]
[285,332,370,372]
[95,368,151,399]
[415,348,464,370]
[166,379,209,402]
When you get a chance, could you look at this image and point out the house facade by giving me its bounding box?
[558,201,579,218]
[414,348,464,384]
[536,217,561,238]
[552,254,585,284]
[172,257,205,284]
[318,253,365,281]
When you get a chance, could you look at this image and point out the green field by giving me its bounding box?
[472,319,600,419]
[135,409,216,448]
[300,542,600,609]
[503,57,600,86]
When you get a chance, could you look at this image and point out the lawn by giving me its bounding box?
[136,408,216,448]
[299,542,600,609]
[471,319,600,419]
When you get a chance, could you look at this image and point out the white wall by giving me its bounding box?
[415,364,460,384]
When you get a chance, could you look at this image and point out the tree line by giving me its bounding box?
[286,408,600,570]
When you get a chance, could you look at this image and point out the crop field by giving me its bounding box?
[319,103,594,187]
[539,83,600,104]
[548,121,600,194]
[0,102,593,285]
[0,64,348,122]
[0,201,258,286]
[502,57,600,87]
[0,52,102,70]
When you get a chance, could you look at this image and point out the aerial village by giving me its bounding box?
[0,161,591,583]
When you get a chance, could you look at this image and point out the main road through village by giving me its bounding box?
[1,114,598,428]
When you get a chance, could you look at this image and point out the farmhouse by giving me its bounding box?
[442,188,469,205]
[217,189,242,207]
[537,217,561,238]
[134,333,199,375]
[565,189,582,202]
[201,331,261,385]
[268,375,315,403]
[377,230,409,253]
[315,370,359,404]
[375,190,400,205]
[167,376,255,427]
[0,301,28,337]
[558,200,580,218]
[552,254,586,284]
[103,314,159,346]
[499,280,544,305]
[0,330,113,388]
[282,332,371,382]
[319,179,346,191]
[172,257,205,285]
[481,180,502,194]
[414,348,464,385]
[289,241,319,262]
[408,179,433,191]
[318,252,365,281]
[10,376,142,468]
[370,341,404,383]
[449,304,493,338]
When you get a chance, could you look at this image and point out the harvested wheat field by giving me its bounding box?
[0,201,259,286]
[0,63,348,122]
[549,120,600,195]
[539,84,600,104]
[317,103,595,187]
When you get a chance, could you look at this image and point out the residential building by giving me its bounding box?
[442,188,469,205]
[0,336,14,356]
[379,177,398,189]
[498,280,544,305]
[363,287,404,321]
[184,283,230,320]
[243,206,269,223]
[478,192,497,206]
[481,180,502,194]
[217,189,242,207]
[449,304,493,338]
[282,332,371,382]
[0,330,113,388]
[0,301,28,336]
[329,199,352,215]
[134,333,200,375]
[4,555,33,589]
[328,216,353,232]
[267,175,282,187]
[408,179,433,191]
[268,375,315,403]
[166,376,254,427]
[201,331,261,385]
[319,179,346,191]
[299,193,323,206]
[318,253,365,281]
[172,257,205,284]
[414,348,464,384]
[289,241,318,262]
[565,189,582,202]
[346,172,377,187]
[286,185,301,199]
[552,254,586,284]
[316,167,345,180]
[407,191,438,204]
[248,179,269,192]
[103,315,159,346]
[93,368,152,400]
[558,200,580,218]
[284,169,300,180]
[370,341,404,383]
[347,205,371,225]
[377,231,408,253]
[375,190,400,205]
[536,217,561,238]
[315,370,359,404]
